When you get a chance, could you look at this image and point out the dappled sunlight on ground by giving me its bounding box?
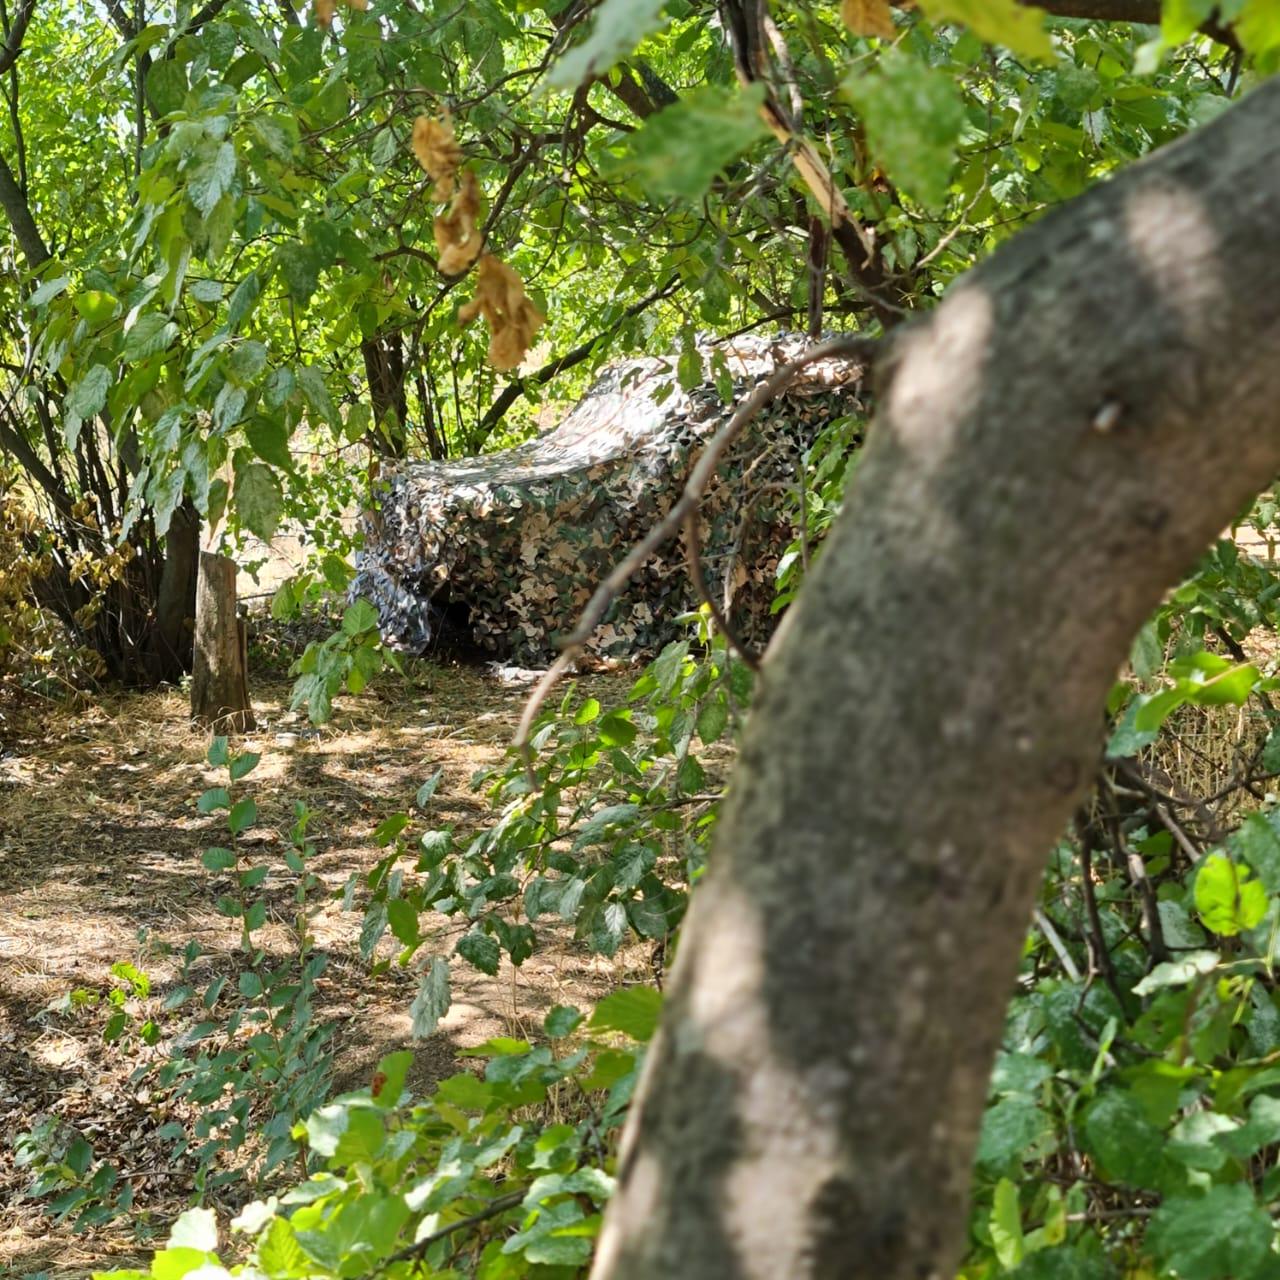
[0,661,641,1276]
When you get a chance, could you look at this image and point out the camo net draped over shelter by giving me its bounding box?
[353,334,865,664]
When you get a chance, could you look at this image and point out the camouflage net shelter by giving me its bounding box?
[353,333,865,664]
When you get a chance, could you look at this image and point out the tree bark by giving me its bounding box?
[362,333,409,458]
[146,499,199,683]
[591,78,1280,1280]
[0,148,47,267]
[191,550,254,731]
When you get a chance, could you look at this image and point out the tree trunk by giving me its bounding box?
[191,550,254,731]
[590,79,1280,1280]
[146,500,200,683]
[362,334,409,458]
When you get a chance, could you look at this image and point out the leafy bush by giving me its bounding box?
[98,991,655,1280]
[353,614,748,1036]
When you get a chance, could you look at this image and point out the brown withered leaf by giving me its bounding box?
[457,254,546,372]
[314,0,336,26]
[433,169,484,276]
[347,0,368,9]
[412,115,463,202]
[841,0,895,38]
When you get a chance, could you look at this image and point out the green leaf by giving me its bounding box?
[1133,685,1188,731]
[213,384,247,433]
[1239,0,1280,58]
[198,787,231,813]
[202,846,236,871]
[207,736,229,767]
[374,812,409,845]
[1162,0,1218,45]
[64,365,112,449]
[989,1052,1051,1096]
[416,770,443,808]
[545,1005,583,1038]
[245,417,291,469]
[371,1050,414,1107]
[1148,1185,1272,1280]
[588,986,662,1041]
[917,0,1053,60]
[457,931,502,976]
[844,52,965,209]
[228,796,258,835]
[1132,950,1219,995]
[1081,1091,1164,1187]
[227,339,268,385]
[1195,852,1267,936]
[546,0,666,89]
[1130,620,1162,679]
[146,59,188,115]
[76,289,121,327]
[189,141,237,217]
[696,694,729,745]
[976,1094,1052,1169]
[1193,662,1261,706]
[229,751,261,782]
[296,364,335,426]
[277,241,323,306]
[624,85,769,202]
[990,1178,1024,1270]
[29,274,69,306]
[227,271,261,330]
[598,712,637,747]
[110,960,150,997]
[234,461,283,541]
[257,1219,308,1275]
[167,1206,218,1252]
[303,1103,349,1158]
[1105,694,1162,758]
[1233,812,1280,893]
[387,898,420,947]
[342,599,380,635]
[410,955,452,1038]
[124,313,179,362]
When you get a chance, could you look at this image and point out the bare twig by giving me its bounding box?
[514,333,881,776]
[1076,815,1127,1009]
[362,1190,527,1278]
[1033,907,1082,983]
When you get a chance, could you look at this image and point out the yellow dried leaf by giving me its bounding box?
[412,115,463,202]
[347,0,368,9]
[841,0,895,38]
[314,0,336,27]
[457,254,546,372]
[433,169,484,276]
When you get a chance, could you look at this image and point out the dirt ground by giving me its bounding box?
[0,659,639,1277]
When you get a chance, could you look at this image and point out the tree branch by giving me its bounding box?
[0,0,34,76]
[0,146,48,265]
[1034,0,1239,49]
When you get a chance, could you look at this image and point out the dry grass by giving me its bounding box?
[0,661,642,1278]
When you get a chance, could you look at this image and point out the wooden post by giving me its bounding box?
[190,549,255,732]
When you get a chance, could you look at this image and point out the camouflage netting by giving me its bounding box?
[353,333,866,664]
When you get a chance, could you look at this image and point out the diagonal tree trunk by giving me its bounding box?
[591,77,1280,1280]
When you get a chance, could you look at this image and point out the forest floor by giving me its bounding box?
[0,654,641,1278]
